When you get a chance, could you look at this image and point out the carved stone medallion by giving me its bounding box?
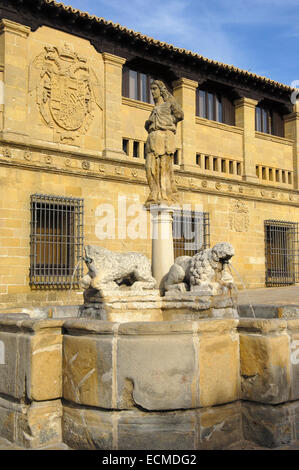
[33,43,94,141]
[229,199,249,232]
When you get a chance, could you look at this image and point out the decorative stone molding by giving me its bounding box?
[2,147,12,158]
[102,53,126,67]
[229,199,249,232]
[172,77,198,92]
[81,160,90,170]
[0,19,30,38]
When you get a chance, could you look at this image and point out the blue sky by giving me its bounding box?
[67,0,299,87]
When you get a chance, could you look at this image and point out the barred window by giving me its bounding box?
[30,194,84,288]
[173,211,210,258]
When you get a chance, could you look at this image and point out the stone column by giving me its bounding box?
[234,97,259,182]
[102,52,126,159]
[150,205,175,289]
[0,19,30,138]
[172,78,198,170]
[284,102,299,189]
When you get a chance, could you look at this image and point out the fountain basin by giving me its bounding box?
[0,314,299,449]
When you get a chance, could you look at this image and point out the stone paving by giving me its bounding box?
[237,285,299,306]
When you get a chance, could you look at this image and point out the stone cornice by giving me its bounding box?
[102,52,126,67]
[195,116,243,135]
[255,131,294,146]
[172,78,198,92]
[122,96,153,112]
[0,19,31,37]
[234,97,259,109]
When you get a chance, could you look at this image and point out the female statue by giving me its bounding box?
[144,80,184,207]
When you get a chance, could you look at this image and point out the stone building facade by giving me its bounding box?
[0,0,298,309]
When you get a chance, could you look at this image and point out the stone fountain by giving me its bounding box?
[0,80,299,450]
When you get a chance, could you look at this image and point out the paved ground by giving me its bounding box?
[237,285,299,306]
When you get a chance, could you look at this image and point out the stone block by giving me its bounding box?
[0,396,62,449]
[0,330,29,400]
[63,333,113,408]
[199,326,240,407]
[0,318,63,401]
[116,327,197,410]
[242,401,296,448]
[287,319,299,400]
[199,402,242,450]
[62,403,114,450]
[239,321,291,404]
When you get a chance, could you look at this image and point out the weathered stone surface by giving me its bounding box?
[242,401,296,448]
[287,319,299,400]
[116,332,198,410]
[63,403,113,450]
[63,334,113,408]
[0,396,62,449]
[199,402,242,450]
[199,329,240,407]
[0,318,63,401]
[63,318,238,410]
[62,401,244,450]
[239,320,291,404]
[0,331,28,400]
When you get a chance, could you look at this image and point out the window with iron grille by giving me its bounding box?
[30,194,84,288]
[173,211,210,258]
[265,219,299,287]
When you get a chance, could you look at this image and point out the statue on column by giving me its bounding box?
[144,80,184,207]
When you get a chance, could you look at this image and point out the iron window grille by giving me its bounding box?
[173,211,210,258]
[30,194,84,288]
[265,219,299,287]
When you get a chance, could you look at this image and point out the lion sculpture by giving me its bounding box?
[163,242,235,295]
[80,245,156,293]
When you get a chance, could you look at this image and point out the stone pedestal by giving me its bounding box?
[150,204,176,289]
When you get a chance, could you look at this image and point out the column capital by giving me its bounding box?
[0,19,31,38]
[102,52,126,67]
[234,97,258,109]
[172,77,198,92]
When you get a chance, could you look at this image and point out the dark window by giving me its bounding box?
[173,211,210,258]
[196,89,234,125]
[30,194,84,288]
[133,141,139,158]
[123,138,129,155]
[256,105,284,137]
[122,67,154,104]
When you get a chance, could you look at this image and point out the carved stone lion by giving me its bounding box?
[163,242,235,295]
[80,245,156,293]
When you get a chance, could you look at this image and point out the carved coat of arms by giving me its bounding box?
[33,44,94,141]
[229,199,249,232]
